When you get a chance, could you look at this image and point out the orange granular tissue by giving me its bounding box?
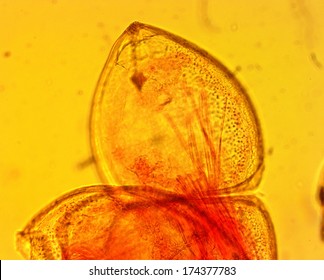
[16,22,277,259]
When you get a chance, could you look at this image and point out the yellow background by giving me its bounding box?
[1,0,323,259]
